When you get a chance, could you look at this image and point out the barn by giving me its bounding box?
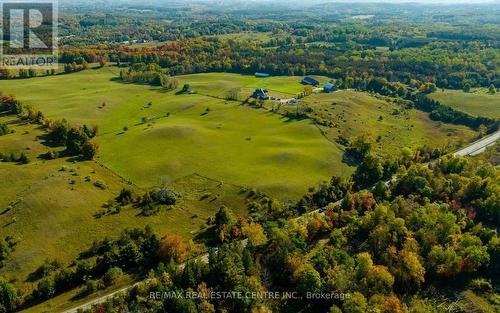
[301,76,320,86]
[324,82,336,93]
[255,72,270,78]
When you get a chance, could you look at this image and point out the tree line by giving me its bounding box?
[0,94,99,161]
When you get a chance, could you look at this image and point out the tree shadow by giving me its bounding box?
[36,133,63,148]
[342,152,359,166]
[25,268,46,283]
[194,226,218,246]
[2,221,15,228]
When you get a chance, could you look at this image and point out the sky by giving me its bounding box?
[111,0,499,3]
[248,0,498,2]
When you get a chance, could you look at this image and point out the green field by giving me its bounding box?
[429,89,500,119]
[0,68,482,312]
[0,115,251,292]
[0,69,346,198]
[301,91,477,155]
[0,69,351,296]
[176,72,329,99]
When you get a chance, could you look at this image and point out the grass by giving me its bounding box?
[0,68,482,312]
[429,89,500,119]
[0,116,249,296]
[301,90,478,155]
[98,102,348,199]
[176,72,330,99]
[0,69,347,199]
[0,69,348,307]
[461,290,497,313]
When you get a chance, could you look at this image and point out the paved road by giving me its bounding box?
[62,282,146,313]
[454,131,500,157]
[60,132,499,313]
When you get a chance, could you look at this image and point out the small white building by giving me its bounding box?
[280,98,299,105]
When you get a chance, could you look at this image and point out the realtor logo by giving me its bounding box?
[0,0,58,68]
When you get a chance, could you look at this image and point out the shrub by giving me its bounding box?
[150,187,177,205]
[66,128,89,155]
[34,279,56,300]
[103,267,123,286]
[469,278,493,293]
[116,189,133,205]
[43,150,59,160]
[47,119,69,146]
[82,140,99,160]
[0,124,8,136]
[31,258,63,280]
[18,153,30,164]
[84,279,98,294]
[0,277,18,312]
[0,240,12,267]
[93,180,107,190]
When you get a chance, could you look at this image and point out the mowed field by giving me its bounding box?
[429,89,500,119]
[176,72,329,99]
[0,68,347,199]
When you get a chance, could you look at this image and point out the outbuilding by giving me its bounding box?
[301,76,320,87]
[255,72,270,78]
[324,82,336,93]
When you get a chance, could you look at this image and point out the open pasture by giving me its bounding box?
[429,89,500,119]
[301,90,478,155]
[0,116,249,290]
[0,68,347,199]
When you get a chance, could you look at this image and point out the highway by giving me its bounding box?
[454,131,500,157]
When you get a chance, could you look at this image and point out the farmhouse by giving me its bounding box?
[324,82,336,93]
[252,88,270,100]
[301,76,320,86]
[255,72,270,78]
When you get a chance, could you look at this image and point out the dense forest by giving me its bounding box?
[57,35,498,89]
[4,2,496,91]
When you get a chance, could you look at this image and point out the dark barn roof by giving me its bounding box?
[302,76,320,86]
[252,88,269,99]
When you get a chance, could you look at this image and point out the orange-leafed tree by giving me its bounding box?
[158,234,187,263]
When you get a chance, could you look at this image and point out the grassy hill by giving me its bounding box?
[0,69,347,199]
[429,89,500,119]
[0,69,349,309]
[0,115,250,293]
[301,91,478,156]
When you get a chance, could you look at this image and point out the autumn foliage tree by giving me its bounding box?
[158,234,188,264]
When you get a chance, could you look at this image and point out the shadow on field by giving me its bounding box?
[2,220,15,228]
[194,225,218,246]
